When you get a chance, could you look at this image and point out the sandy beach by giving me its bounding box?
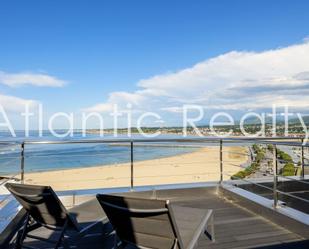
[24,146,248,191]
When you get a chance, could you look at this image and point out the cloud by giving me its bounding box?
[160,106,184,113]
[0,93,39,112]
[83,40,309,121]
[303,36,309,43]
[82,103,114,113]
[0,71,67,87]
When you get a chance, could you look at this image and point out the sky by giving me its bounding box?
[0,0,309,129]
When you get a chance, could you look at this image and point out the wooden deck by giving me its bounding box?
[6,187,309,249]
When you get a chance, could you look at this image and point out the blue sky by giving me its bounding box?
[0,0,309,129]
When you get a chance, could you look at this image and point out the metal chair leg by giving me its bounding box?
[113,233,127,249]
[15,214,30,249]
[113,233,118,249]
[210,213,215,242]
[172,238,178,249]
[54,220,69,249]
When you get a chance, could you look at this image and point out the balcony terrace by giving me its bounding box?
[0,137,308,248]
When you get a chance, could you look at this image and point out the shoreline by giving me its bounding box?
[20,146,198,174]
[24,146,248,191]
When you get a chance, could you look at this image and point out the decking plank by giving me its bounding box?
[7,187,307,249]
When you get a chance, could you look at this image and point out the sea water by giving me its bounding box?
[0,131,200,175]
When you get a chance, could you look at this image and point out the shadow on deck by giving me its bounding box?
[4,186,309,249]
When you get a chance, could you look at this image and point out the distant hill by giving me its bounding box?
[237,116,309,126]
[288,116,309,125]
[237,116,276,125]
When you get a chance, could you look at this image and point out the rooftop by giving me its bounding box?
[0,137,308,248]
[3,186,309,249]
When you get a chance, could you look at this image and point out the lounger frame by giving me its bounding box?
[6,183,79,249]
[97,194,214,249]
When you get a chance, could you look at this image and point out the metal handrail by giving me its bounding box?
[225,173,276,192]
[0,136,308,212]
[0,135,306,145]
[224,172,309,204]
[278,175,309,185]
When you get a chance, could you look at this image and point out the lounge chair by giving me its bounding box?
[96,194,215,249]
[5,183,106,249]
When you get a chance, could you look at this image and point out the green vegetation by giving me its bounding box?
[276,149,296,177]
[267,144,274,152]
[282,162,295,176]
[252,144,259,152]
[276,149,293,163]
[231,171,247,179]
[231,144,298,180]
[231,145,264,180]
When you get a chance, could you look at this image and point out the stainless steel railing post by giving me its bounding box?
[273,145,278,208]
[301,138,305,179]
[130,141,134,191]
[72,192,76,207]
[21,142,25,184]
[220,139,223,183]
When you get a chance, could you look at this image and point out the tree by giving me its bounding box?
[267,144,274,152]
[282,163,295,176]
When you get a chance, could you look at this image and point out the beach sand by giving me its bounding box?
[24,146,248,191]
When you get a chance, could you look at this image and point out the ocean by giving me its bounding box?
[0,131,200,175]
